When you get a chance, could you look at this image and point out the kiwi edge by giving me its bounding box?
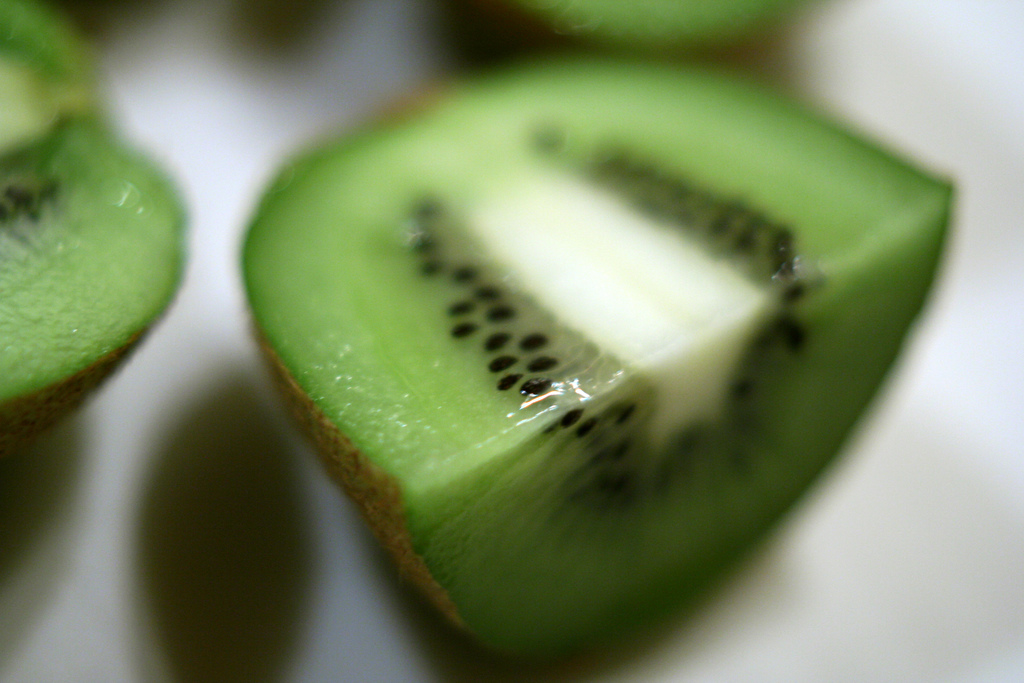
[254,326,464,628]
[0,329,141,457]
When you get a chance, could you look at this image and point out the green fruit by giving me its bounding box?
[448,0,813,54]
[0,1,185,457]
[243,59,951,657]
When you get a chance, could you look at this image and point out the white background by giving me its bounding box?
[2,0,1023,680]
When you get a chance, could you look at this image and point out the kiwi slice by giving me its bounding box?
[0,0,184,456]
[447,0,813,54]
[243,59,951,656]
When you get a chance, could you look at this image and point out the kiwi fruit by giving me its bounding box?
[0,0,185,456]
[243,59,951,657]
[445,0,814,56]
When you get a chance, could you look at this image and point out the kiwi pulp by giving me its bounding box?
[244,59,951,656]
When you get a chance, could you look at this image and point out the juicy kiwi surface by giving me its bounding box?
[243,59,951,656]
[451,0,812,52]
[0,120,185,455]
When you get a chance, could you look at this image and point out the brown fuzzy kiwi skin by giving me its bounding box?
[0,330,142,458]
[253,325,465,630]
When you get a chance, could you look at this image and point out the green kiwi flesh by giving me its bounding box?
[0,120,185,455]
[451,0,813,53]
[243,59,951,656]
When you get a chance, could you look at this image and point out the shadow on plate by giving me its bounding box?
[0,415,87,671]
[133,372,314,682]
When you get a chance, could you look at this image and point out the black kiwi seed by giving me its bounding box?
[409,200,441,250]
[487,305,515,322]
[590,439,632,465]
[596,472,634,502]
[782,281,805,302]
[626,162,658,186]
[527,356,558,372]
[616,404,636,424]
[709,203,740,237]
[451,322,478,338]
[1,182,54,223]
[520,378,553,396]
[668,182,694,208]
[679,193,721,229]
[731,378,754,399]
[716,206,761,250]
[497,374,523,391]
[561,409,583,428]
[474,285,501,300]
[485,332,511,351]
[411,233,435,253]
[452,266,478,282]
[4,185,36,210]
[733,223,759,252]
[576,418,598,438]
[654,429,703,491]
[449,301,475,315]
[607,440,633,464]
[489,356,518,372]
[413,197,442,222]
[610,440,631,460]
[773,228,794,255]
[421,260,442,276]
[520,333,548,350]
[777,316,805,351]
[593,149,631,180]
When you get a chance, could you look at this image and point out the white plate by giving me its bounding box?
[2,0,1022,680]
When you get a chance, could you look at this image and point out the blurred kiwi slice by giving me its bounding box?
[1,0,184,456]
[446,0,815,56]
[244,59,950,656]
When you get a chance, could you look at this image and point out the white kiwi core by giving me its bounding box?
[469,171,775,446]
